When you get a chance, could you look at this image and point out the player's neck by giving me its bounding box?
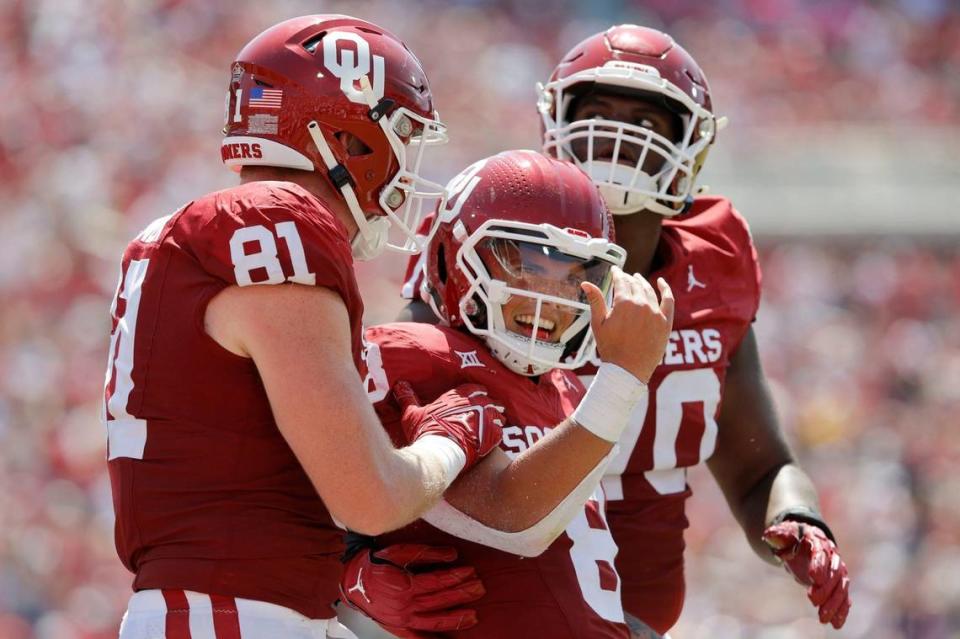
[239,166,358,237]
[613,212,665,276]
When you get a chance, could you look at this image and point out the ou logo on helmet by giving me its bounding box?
[438,158,488,223]
[323,31,385,104]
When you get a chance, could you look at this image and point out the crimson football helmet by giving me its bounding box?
[222,15,448,259]
[538,25,721,216]
[422,150,626,376]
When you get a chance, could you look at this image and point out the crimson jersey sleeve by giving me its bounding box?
[700,196,762,329]
[179,181,356,292]
[362,321,505,447]
[173,180,365,363]
[362,322,587,449]
[732,203,763,322]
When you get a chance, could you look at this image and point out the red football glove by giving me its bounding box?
[340,543,485,638]
[763,521,851,629]
[393,381,504,472]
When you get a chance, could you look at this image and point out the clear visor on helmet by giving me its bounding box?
[480,237,613,310]
[457,221,625,376]
[475,237,614,372]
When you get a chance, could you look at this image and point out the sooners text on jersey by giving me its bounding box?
[364,322,629,639]
[102,181,364,619]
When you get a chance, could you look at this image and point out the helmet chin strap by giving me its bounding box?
[307,116,388,261]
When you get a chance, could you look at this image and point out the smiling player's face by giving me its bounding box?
[482,239,596,343]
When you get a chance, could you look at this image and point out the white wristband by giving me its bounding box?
[409,435,468,489]
[572,362,647,442]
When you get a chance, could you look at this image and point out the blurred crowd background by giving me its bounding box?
[1,0,958,637]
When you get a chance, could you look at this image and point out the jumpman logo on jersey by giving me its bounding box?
[348,567,370,603]
[687,264,707,292]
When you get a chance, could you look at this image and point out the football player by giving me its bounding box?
[338,149,674,639]
[102,16,506,639]
[396,25,851,636]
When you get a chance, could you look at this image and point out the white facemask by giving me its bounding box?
[484,332,565,377]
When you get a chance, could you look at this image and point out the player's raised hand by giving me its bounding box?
[340,542,485,638]
[393,381,505,471]
[581,266,674,383]
[763,521,852,629]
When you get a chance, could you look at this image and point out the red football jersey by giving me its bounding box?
[399,195,761,633]
[590,197,760,632]
[102,181,364,619]
[364,322,630,639]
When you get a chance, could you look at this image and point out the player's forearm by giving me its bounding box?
[455,363,644,530]
[343,435,465,535]
[485,422,613,530]
[424,363,644,550]
[422,429,617,557]
[734,461,822,564]
[386,437,467,524]
[442,420,612,532]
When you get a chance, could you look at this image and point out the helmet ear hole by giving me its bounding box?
[562,324,589,360]
[335,132,373,157]
[436,243,447,283]
[466,293,487,330]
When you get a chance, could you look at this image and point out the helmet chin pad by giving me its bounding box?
[484,331,563,377]
[585,161,656,215]
[350,215,391,261]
